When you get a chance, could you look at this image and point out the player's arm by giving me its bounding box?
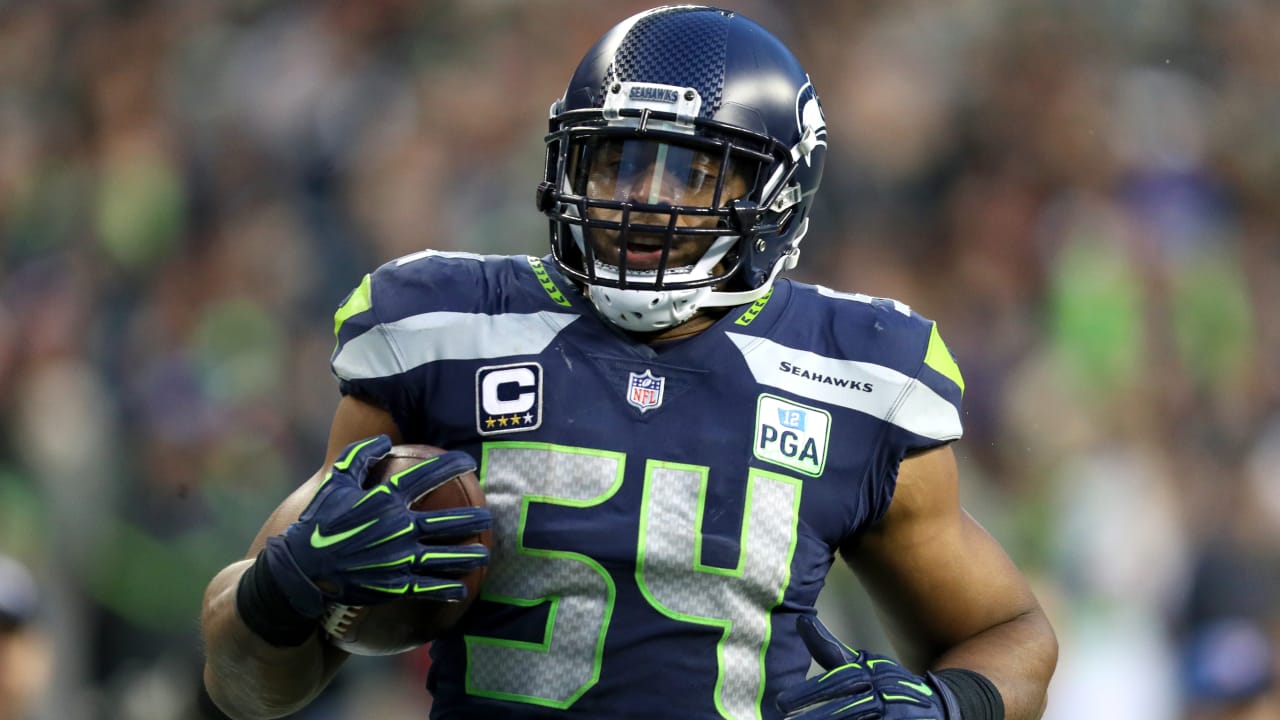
[841,444,1057,719]
[201,396,397,719]
[201,395,491,719]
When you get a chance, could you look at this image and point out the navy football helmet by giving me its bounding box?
[538,5,827,332]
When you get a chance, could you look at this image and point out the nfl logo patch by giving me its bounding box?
[626,369,666,413]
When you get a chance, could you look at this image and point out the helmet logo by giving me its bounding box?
[626,369,667,413]
[795,79,827,166]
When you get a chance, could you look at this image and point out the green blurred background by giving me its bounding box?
[0,1,1277,718]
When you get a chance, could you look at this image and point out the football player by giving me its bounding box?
[201,6,1057,719]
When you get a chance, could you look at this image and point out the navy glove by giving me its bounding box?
[262,435,491,619]
[777,616,961,720]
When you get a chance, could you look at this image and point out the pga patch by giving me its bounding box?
[476,362,542,435]
[753,394,830,477]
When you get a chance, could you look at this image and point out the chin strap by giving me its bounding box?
[586,283,711,332]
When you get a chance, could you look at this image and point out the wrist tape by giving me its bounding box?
[931,668,1005,720]
[234,547,318,647]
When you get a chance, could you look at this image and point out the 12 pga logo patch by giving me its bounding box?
[476,362,542,435]
[754,394,830,477]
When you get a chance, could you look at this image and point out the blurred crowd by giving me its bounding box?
[0,1,1276,718]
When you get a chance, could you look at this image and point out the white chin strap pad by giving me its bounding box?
[587,284,713,332]
[583,240,730,332]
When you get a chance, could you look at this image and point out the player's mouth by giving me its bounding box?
[623,241,667,267]
[587,225,715,272]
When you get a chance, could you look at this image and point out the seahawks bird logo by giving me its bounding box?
[795,78,826,166]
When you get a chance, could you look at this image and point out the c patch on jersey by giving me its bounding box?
[753,394,830,477]
[476,362,542,435]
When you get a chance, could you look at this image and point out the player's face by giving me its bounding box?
[578,138,749,271]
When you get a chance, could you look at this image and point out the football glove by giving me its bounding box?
[262,435,491,619]
[777,616,961,720]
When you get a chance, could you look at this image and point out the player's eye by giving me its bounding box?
[686,168,712,193]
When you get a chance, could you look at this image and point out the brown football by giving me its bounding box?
[321,444,490,656]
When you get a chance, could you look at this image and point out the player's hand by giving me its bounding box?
[262,435,492,618]
[777,616,960,720]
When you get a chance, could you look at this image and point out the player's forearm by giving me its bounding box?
[201,560,334,720]
[929,607,1058,720]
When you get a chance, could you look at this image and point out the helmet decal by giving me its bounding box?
[796,80,827,167]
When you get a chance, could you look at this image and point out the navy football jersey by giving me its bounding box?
[330,251,965,720]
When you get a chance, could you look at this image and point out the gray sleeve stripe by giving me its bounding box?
[726,333,962,441]
[334,311,579,381]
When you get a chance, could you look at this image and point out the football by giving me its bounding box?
[321,444,490,656]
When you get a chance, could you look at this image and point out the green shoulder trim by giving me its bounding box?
[924,322,964,394]
[334,273,373,338]
[734,287,773,326]
[527,256,572,307]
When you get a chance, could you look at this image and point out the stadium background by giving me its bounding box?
[0,0,1277,718]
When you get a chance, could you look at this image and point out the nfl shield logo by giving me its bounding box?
[626,369,666,413]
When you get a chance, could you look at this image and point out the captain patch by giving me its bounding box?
[476,362,542,435]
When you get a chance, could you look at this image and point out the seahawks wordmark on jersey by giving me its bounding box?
[331,251,964,720]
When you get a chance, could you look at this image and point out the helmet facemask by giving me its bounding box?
[541,89,803,332]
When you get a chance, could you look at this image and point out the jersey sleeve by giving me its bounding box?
[329,267,427,437]
[889,315,965,451]
[823,294,965,453]
[328,252,490,438]
[870,310,965,525]
[829,297,966,528]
